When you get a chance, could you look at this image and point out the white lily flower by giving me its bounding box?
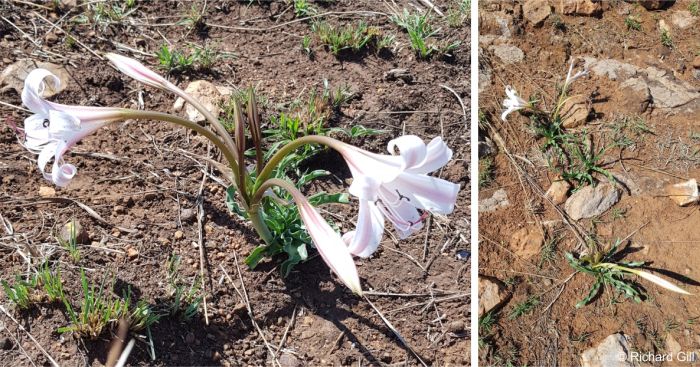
[337,135,460,258]
[105,53,175,91]
[501,86,529,121]
[290,189,363,295]
[21,69,123,187]
[564,59,589,90]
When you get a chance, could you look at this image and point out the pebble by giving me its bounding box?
[448,320,466,333]
[174,230,184,240]
[39,186,56,198]
[455,249,470,261]
[564,183,621,221]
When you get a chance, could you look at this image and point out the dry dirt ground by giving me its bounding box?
[479,1,700,366]
[0,1,469,366]
[479,0,700,366]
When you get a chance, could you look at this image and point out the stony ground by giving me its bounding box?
[478,0,699,366]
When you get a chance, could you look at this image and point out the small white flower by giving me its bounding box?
[501,86,529,121]
[564,59,589,89]
[21,69,123,187]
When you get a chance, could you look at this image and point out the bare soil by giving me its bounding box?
[479,0,700,366]
[0,1,469,366]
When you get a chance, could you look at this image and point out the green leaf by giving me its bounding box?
[280,242,308,278]
[576,278,602,308]
[225,186,248,219]
[309,192,349,205]
[297,170,330,187]
[244,246,269,269]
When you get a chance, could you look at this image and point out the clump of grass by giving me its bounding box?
[1,275,38,310]
[660,28,673,47]
[446,0,470,27]
[310,21,383,55]
[508,296,539,320]
[38,262,65,303]
[625,15,642,31]
[300,35,313,56]
[293,0,318,18]
[478,157,494,188]
[59,270,124,339]
[165,255,202,321]
[156,44,228,73]
[390,8,460,58]
[121,288,161,331]
[690,0,699,16]
[179,4,206,30]
[560,137,614,188]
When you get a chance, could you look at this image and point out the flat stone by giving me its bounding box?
[583,58,638,81]
[0,60,71,97]
[560,94,590,128]
[510,225,545,258]
[524,0,551,26]
[173,80,232,122]
[479,188,510,212]
[618,78,652,114]
[666,333,682,358]
[580,333,634,367]
[478,276,509,317]
[671,11,696,29]
[665,179,699,206]
[39,186,56,198]
[490,44,524,64]
[565,183,621,220]
[560,0,602,16]
[545,179,571,205]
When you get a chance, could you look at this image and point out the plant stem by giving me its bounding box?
[121,109,241,189]
[166,82,241,164]
[247,206,275,246]
[253,135,347,192]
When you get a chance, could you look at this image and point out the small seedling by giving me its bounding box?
[301,35,313,56]
[690,0,699,16]
[58,219,81,263]
[1,275,38,309]
[179,4,205,30]
[538,236,559,269]
[156,44,194,73]
[478,157,494,188]
[561,137,615,187]
[38,262,65,303]
[625,15,642,31]
[311,21,379,55]
[293,0,317,18]
[446,0,470,27]
[390,8,449,58]
[508,296,539,320]
[165,255,202,321]
[566,239,690,308]
[660,29,673,47]
[121,287,161,331]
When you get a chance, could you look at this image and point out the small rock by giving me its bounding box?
[478,276,509,317]
[665,179,699,206]
[560,0,602,16]
[564,183,621,220]
[523,0,551,26]
[671,11,696,29]
[0,60,71,97]
[560,94,590,128]
[479,188,510,212]
[455,249,470,261]
[125,246,139,259]
[545,179,571,205]
[113,205,126,214]
[173,80,231,122]
[447,320,466,333]
[490,44,524,64]
[174,230,184,240]
[279,352,302,367]
[180,208,196,222]
[384,68,413,83]
[666,333,682,357]
[692,56,700,69]
[618,78,652,114]
[639,0,674,10]
[45,32,58,46]
[580,333,634,367]
[0,337,13,350]
[510,225,545,258]
[39,186,56,198]
[59,220,89,245]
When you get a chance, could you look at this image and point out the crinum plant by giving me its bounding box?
[12,54,460,295]
[500,58,614,188]
[566,239,691,308]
